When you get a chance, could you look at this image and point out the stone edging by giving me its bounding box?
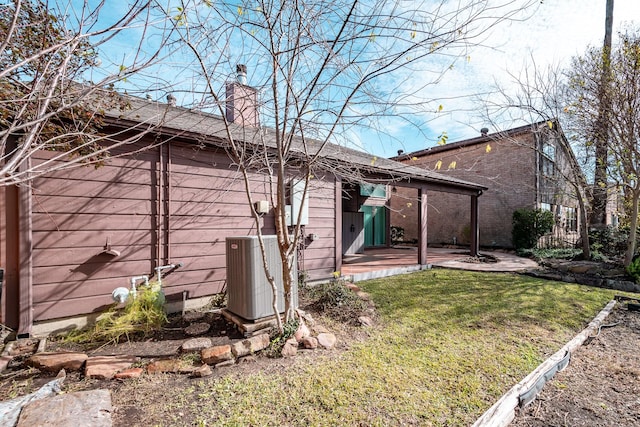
[472,299,617,427]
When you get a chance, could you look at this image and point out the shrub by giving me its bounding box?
[512,208,555,250]
[589,225,639,262]
[306,277,367,323]
[627,256,640,284]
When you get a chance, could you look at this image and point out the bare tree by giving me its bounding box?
[159,0,539,331]
[566,29,640,266]
[0,0,174,185]
[481,62,592,258]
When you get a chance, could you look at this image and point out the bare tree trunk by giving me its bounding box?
[624,191,639,267]
[577,190,591,259]
[591,0,614,228]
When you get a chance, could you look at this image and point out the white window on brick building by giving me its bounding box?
[565,206,577,232]
[540,141,556,176]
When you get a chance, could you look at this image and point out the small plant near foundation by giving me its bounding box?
[208,292,227,308]
[265,318,300,357]
[64,283,167,344]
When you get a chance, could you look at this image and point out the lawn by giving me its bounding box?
[113,270,618,426]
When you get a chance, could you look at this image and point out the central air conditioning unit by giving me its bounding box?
[226,235,298,321]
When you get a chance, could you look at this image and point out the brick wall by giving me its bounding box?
[391,133,539,248]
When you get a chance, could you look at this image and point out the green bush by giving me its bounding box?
[627,256,640,284]
[512,208,555,250]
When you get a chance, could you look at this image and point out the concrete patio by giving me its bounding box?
[341,247,539,282]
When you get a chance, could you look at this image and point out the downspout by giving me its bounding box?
[157,142,163,272]
[335,177,342,274]
[167,142,172,264]
[18,160,33,337]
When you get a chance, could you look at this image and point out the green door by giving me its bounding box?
[360,206,386,247]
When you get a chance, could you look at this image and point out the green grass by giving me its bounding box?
[113,270,619,426]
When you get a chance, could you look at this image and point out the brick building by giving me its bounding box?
[390,122,582,249]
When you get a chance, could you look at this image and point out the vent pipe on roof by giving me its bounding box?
[167,94,177,106]
[397,149,404,156]
[481,127,489,136]
[236,64,247,85]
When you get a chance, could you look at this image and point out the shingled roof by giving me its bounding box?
[390,121,550,161]
[104,95,487,195]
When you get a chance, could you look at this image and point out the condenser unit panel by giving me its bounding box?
[226,236,297,321]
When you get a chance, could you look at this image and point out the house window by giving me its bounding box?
[540,142,556,176]
[566,207,577,232]
[360,184,386,198]
[540,202,552,212]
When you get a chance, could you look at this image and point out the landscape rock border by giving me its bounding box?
[472,299,618,427]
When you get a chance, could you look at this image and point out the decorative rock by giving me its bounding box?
[358,316,373,327]
[28,352,88,372]
[345,283,361,292]
[355,291,371,301]
[36,338,47,353]
[301,336,318,350]
[201,344,234,365]
[1,355,12,372]
[16,389,112,427]
[181,337,213,353]
[238,355,257,364]
[568,264,594,274]
[215,359,236,368]
[146,359,184,374]
[316,333,337,349]
[85,355,137,380]
[296,309,315,326]
[281,338,299,357]
[231,333,270,358]
[313,324,329,335]
[4,338,39,357]
[193,364,213,377]
[182,311,206,322]
[606,279,640,293]
[294,320,311,342]
[114,368,144,379]
[185,322,210,336]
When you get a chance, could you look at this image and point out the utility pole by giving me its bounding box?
[590,0,614,228]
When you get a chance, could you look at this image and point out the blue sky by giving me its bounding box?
[77,0,640,158]
[367,0,640,157]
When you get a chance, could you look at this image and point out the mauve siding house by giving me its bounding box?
[390,122,583,249]
[1,80,486,336]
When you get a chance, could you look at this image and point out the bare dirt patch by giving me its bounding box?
[511,301,640,427]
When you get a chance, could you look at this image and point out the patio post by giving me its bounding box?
[418,187,427,265]
[470,194,479,257]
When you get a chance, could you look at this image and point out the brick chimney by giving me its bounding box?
[225,64,259,127]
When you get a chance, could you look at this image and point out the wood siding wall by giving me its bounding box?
[28,140,336,322]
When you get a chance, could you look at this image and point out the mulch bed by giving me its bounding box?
[511,300,640,426]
